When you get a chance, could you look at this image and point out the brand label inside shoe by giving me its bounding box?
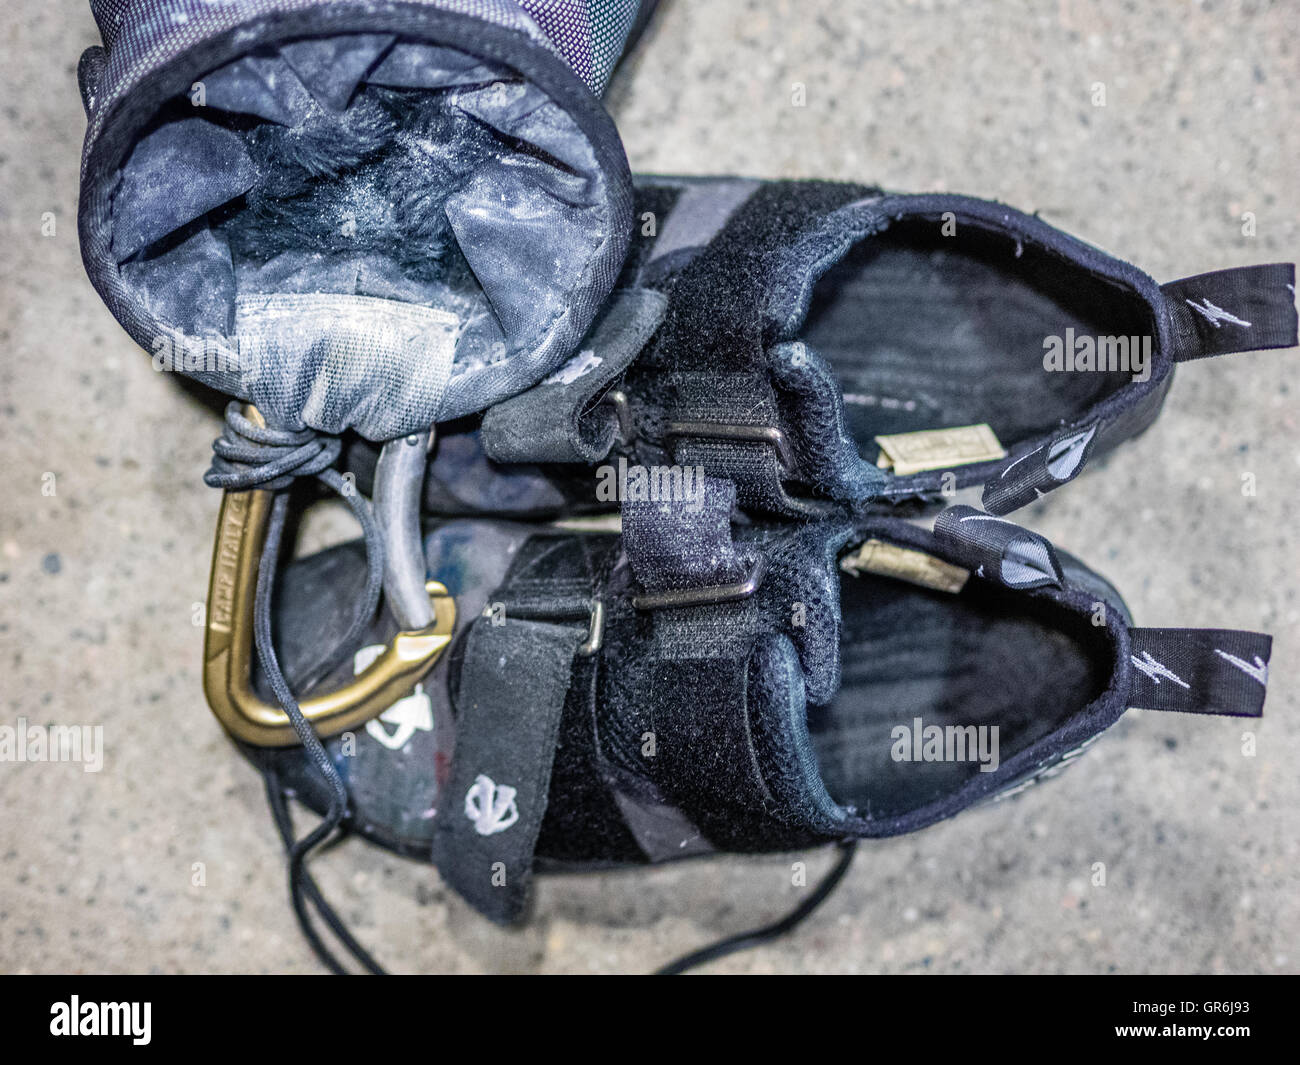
[839,539,970,593]
[874,423,1006,476]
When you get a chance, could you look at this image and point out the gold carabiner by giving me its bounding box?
[202,482,454,748]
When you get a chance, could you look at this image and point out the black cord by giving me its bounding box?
[655,841,858,975]
[207,405,390,975]
[264,770,386,975]
[253,489,388,975]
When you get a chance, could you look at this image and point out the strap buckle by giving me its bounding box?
[604,389,635,446]
[663,419,838,517]
[631,554,768,611]
[492,598,606,656]
[664,420,796,472]
[202,480,455,749]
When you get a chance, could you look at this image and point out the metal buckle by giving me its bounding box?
[664,421,795,473]
[578,599,605,656]
[631,554,768,611]
[493,598,606,656]
[663,419,841,518]
[202,486,455,748]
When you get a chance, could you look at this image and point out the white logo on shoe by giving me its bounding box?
[1185,297,1251,329]
[1214,649,1268,687]
[354,645,434,751]
[464,774,519,836]
[1131,651,1190,689]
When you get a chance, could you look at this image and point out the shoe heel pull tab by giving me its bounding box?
[1127,628,1271,718]
[932,505,1064,589]
[1161,262,1297,362]
[981,424,1100,516]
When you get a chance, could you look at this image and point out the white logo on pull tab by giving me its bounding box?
[1131,651,1190,689]
[1214,649,1268,687]
[1185,297,1251,329]
[464,774,519,836]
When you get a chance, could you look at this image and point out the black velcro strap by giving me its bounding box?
[1161,263,1297,362]
[649,179,875,366]
[430,617,584,924]
[1128,628,1271,717]
[627,179,880,518]
[933,506,1063,588]
[480,287,668,464]
[651,656,774,838]
[641,653,823,852]
[638,177,761,284]
[622,474,751,595]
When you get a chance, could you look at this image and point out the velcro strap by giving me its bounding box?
[639,177,761,283]
[622,475,751,595]
[1128,628,1271,717]
[626,179,881,517]
[650,656,778,838]
[430,617,584,924]
[480,288,668,464]
[933,506,1063,588]
[648,179,875,365]
[637,647,830,852]
[1161,263,1297,361]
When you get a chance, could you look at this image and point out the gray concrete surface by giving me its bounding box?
[1,0,1297,974]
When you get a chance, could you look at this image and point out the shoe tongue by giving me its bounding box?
[743,630,853,835]
[749,521,852,706]
[759,196,902,504]
[765,194,889,340]
[739,521,859,836]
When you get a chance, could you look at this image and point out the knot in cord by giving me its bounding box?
[205,402,342,491]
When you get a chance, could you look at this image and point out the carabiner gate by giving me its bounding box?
[202,425,453,748]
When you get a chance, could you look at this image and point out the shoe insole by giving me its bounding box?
[809,569,1111,819]
[802,218,1152,451]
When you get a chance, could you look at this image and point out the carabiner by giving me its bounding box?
[202,426,453,748]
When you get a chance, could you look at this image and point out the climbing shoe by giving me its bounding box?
[351,180,1296,517]
[232,496,1269,965]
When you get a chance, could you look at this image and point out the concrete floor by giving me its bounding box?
[1,0,1296,974]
